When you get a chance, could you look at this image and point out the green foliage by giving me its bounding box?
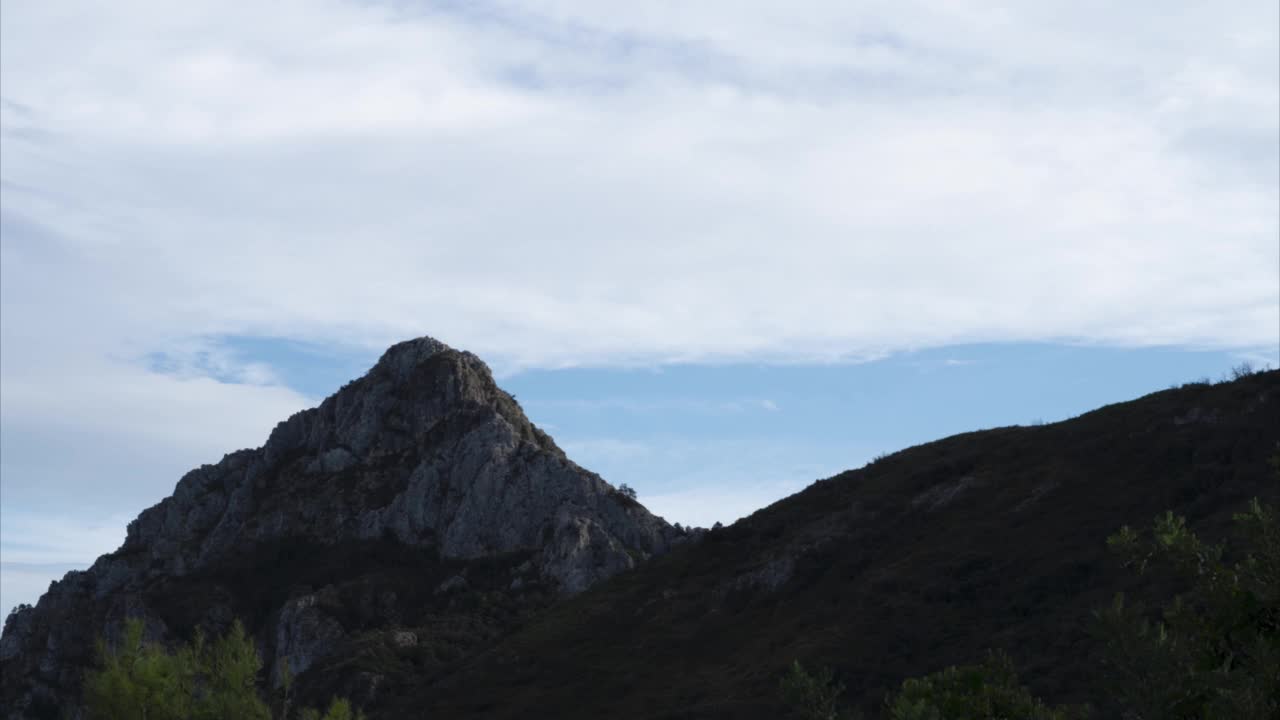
[85,618,362,720]
[1096,498,1279,719]
[84,618,196,720]
[298,696,366,720]
[884,651,1082,720]
[278,658,295,720]
[85,619,270,720]
[195,621,272,720]
[779,660,849,720]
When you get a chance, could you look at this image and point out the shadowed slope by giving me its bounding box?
[406,371,1279,719]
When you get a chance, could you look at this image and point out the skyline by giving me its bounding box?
[1,339,1268,615]
[2,1,1277,616]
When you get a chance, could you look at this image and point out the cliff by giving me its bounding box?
[1,337,679,717]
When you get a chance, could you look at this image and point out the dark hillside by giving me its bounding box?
[407,371,1279,718]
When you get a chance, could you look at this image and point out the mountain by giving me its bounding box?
[2,339,1276,719]
[400,368,1278,718]
[1,337,680,718]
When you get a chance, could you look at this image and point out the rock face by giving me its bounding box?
[1,337,677,718]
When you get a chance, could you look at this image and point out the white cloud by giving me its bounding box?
[0,334,311,610]
[1,0,1274,369]
[1,0,1276,607]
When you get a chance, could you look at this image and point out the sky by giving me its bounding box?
[1,1,1277,616]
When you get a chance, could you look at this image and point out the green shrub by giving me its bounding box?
[779,660,849,720]
[885,650,1081,720]
[1095,498,1279,719]
[299,696,366,720]
[85,618,269,720]
[85,618,362,720]
[84,618,195,720]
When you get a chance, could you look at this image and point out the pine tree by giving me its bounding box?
[1094,498,1279,719]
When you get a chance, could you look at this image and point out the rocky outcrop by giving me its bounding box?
[1,336,677,718]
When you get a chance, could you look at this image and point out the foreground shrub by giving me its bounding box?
[1095,498,1279,719]
[885,650,1081,720]
[85,618,269,720]
[85,617,361,720]
[779,660,849,720]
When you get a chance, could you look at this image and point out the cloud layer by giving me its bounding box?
[3,1,1275,371]
[1,1,1276,608]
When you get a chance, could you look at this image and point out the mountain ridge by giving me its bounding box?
[402,369,1279,718]
[2,341,1275,719]
[1,336,681,718]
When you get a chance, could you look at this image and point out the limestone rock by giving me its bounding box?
[1,336,677,718]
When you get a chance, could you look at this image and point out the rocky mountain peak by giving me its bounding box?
[2,336,678,718]
[256,335,549,468]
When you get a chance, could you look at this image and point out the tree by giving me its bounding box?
[779,660,848,720]
[1094,498,1279,719]
[278,659,296,720]
[1228,362,1257,380]
[776,495,1276,720]
[85,618,270,720]
[194,621,271,720]
[618,483,638,500]
[885,651,1082,720]
[84,618,196,720]
[85,617,360,720]
[299,697,366,720]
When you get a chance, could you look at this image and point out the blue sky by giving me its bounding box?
[2,1,1277,615]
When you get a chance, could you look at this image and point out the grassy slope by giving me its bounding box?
[397,371,1278,718]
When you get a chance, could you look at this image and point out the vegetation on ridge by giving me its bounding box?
[778,494,1279,719]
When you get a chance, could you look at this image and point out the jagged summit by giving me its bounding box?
[257,334,551,467]
[371,335,452,378]
[116,334,667,584]
[1,336,678,718]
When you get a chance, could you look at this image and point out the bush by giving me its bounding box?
[884,650,1081,720]
[299,696,366,720]
[780,496,1277,720]
[85,618,269,720]
[85,618,362,720]
[1229,361,1257,380]
[779,660,848,720]
[1095,498,1279,719]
